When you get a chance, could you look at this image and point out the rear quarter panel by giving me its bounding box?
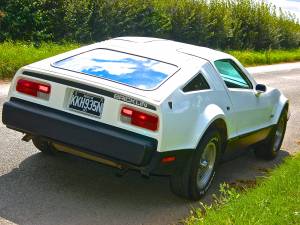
[159,89,232,151]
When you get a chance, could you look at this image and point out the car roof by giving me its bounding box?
[103,36,233,64]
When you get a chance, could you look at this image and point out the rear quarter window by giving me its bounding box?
[183,73,210,92]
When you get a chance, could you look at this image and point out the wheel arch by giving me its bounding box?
[272,94,289,124]
[198,118,228,155]
[194,104,228,154]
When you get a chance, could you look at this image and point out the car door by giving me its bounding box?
[214,59,273,136]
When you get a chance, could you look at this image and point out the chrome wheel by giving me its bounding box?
[274,116,285,151]
[196,139,217,190]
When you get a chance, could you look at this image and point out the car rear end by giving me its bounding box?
[2,44,189,176]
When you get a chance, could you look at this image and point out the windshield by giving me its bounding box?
[52,49,178,90]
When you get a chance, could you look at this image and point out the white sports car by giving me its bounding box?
[2,37,289,200]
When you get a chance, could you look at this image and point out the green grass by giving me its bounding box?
[0,42,300,79]
[0,42,79,79]
[229,49,300,67]
[186,153,300,225]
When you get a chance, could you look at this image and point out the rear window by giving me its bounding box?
[52,49,178,90]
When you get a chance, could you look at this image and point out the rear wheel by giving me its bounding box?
[170,130,222,200]
[32,137,54,154]
[254,109,287,160]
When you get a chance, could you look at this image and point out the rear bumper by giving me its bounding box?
[2,98,193,175]
[2,98,157,166]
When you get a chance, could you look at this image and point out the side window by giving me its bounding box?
[183,73,210,92]
[214,59,252,89]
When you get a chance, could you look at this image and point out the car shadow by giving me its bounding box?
[0,148,290,225]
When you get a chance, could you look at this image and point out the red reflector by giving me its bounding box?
[161,156,176,163]
[16,79,51,97]
[121,107,159,131]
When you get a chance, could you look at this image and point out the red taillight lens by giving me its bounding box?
[161,156,176,163]
[121,107,159,131]
[16,79,51,97]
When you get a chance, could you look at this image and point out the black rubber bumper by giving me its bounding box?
[2,98,158,166]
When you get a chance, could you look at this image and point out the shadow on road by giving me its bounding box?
[0,147,290,225]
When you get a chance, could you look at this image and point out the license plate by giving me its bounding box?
[69,90,104,117]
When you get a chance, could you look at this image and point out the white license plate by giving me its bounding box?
[69,90,104,117]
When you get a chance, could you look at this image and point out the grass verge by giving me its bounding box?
[229,49,300,67]
[186,153,300,225]
[0,41,300,79]
[0,42,79,79]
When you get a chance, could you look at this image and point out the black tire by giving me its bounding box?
[170,129,222,200]
[32,137,54,154]
[254,109,288,160]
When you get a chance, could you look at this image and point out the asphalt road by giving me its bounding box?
[0,66,299,225]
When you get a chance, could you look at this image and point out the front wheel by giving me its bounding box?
[170,130,222,200]
[254,109,288,160]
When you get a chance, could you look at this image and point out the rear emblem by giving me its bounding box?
[114,94,148,109]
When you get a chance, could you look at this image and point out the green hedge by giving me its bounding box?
[0,0,299,50]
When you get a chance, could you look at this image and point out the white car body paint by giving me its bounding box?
[6,37,288,153]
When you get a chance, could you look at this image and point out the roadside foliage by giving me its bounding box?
[186,153,300,225]
[0,0,299,50]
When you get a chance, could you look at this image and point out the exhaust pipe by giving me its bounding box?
[22,134,33,142]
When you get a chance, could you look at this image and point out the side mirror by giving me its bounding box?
[255,84,266,95]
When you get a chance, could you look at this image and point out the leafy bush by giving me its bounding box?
[0,0,299,49]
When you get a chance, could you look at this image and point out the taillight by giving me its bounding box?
[121,107,159,131]
[16,79,51,98]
